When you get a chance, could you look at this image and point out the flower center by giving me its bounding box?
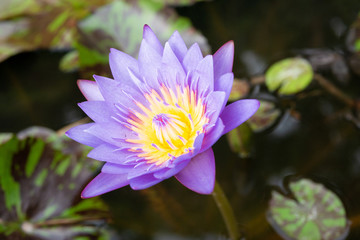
[126,85,209,166]
[152,113,185,146]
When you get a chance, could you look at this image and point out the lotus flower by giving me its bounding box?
[66,25,260,198]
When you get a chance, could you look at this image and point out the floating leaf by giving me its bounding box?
[268,178,349,240]
[247,100,281,132]
[226,123,253,158]
[76,0,210,70]
[228,79,250,102]
[59,50,79,72]
[265,58,313,95]
[0,127,112,240]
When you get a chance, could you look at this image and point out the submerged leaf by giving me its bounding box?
[247,100,281,132]
[228,79,250,102]
[267,178,349,240]
[265,58,313,95]
[0,127,111,239]
[226,123,253,158]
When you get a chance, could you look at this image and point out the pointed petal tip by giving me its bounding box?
[80,190,95,199]
[143,24,151,31]
[215,40,234,55]
[64,129,70,138]
[213,40,235,81]
[175,148,215,195]
[227,40,234,46]
[77,80,102,101]
[255,99,261,108]
[221,99,261,134]
[80,172,130,198]
[223,40,234,50]
[109,48,121,56]
[81,185,100,199]
[92,74,103,80]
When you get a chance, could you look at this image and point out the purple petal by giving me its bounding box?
[65,123,103,148]
[129,173,163,190]
[201,118,225,152]
[213,41,234,82]
[85,122,136,147]
[77,80,104,101]
[221,99,260,134]
[94,75,145,113]
[102,162,134,174]
[182,43,203,72]
[175,148,215,194]
[153,159,190,179]
[81,172,129,198]
[143,25,163,55]
[192,55,214,94]
[158,65,179,92]
[214,73,234,110]
[162,42,186,78]
[88,143,134,164]
[127,161,160,179]
[138,39,162,89]
[168,31,187,62]
[109,48,139,85]
[205,91,226,125]
[78,101,112,123]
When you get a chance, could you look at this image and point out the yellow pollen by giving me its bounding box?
[126,84,209,165]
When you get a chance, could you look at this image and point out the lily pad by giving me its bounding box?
[0,127,112,240]
[267,178,349,240]
[226,123,253,158]
[228,79,250,102]
[247,100,281,132]
[265,58,313,95]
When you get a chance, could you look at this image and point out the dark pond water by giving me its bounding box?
[2,0,360,239]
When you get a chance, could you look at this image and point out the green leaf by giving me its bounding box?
[268,178,349,240]
[0,0,110,62]
[228,79,250,102]
[0,0,41,20]
[265,58,313,95]
[0,127,111,240]
[59,50,79,72]
[150,0,208,7]
[0,135,23,219]
[226,123,253,158]
[0,19,32,62]
[76,0,210,69]
[355,39,360,52]
[247,100,281,132]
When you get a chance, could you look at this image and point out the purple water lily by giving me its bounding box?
[66,25,260,198]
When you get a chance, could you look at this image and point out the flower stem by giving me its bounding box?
[212,180,241,240]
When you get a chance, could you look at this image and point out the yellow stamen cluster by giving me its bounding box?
[126,84,209,165]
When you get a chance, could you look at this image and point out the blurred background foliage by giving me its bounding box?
[1,0,360,239]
